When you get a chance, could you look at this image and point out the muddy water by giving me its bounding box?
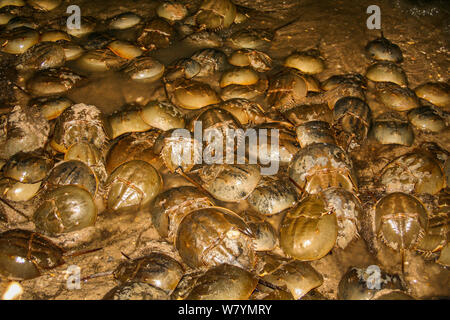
[0,0,449,300]
[66,40,204,114]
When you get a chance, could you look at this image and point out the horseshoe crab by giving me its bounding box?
[365,34,403,63]
[182,264,258,300]
[437,243,450,266]
[16,41,65,71]
[416,208,448,259]
[280,194,338,261]
[40,30,70,42]
[107,101,184,139]
[220,67,260,88]
[182,30,223,48]
[189,48,229,78]
[153,129,201,174]
[407,106,446,133]
[46,160,98,196]
[198,164,261,202]
[365,62,407,87]
[0,176,41,201]
[333,97,372,150]
[105,160,162,213]
[288,143,358,194]
[321,187,363,249]
[141,101,185,131]
[107,40,143,60]
[176,207,256,269]
[374,192,428,270]
[107,12,142,30]
[51,103,109,154]
[150,186,215,243]
[137,18,175,50]
[414,82,449,108]
[226,28,272,51]
[75,49,126,73]
[64,142,107,183]
[266,69,307,112]
[33,185,97,235]
[371,112,414,146]
[103,282,170,300]
[188,107,242,161]
[157,1,188,22]
[32,96,73,120]
[107,105,152,140]
[3,152,52,184]
[1,27,39,54]
[375,82,419,112]
[247,122,299,167]
[247,176,298,216]
[59,41,84,61]
[0,0,25,10]
[379,152,445,195]
[221,77,268,101]
[165,78,221,110]
[195,0,237,30]
[26,68,82,96]
[63,16,97,38]
[112,253,184,294]
[295,121,336,148]
[257,253,324,299]
[239,211,278,251]
[338,266,404,300]
[123,56,165,82]
[284,103,333,126]
[228,49,272,72]
[106,130,162,174]
[284,51,325,75]
[216,98,268,126]
[0,229,65,280]
[321,73,367,92]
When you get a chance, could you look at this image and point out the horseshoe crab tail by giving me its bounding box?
[175,167,215,199]
[64,246,102,258]
[81,270,114,282]
[0,198,30,222]
[257,277,287,292]
[289,176,306,196]
[273,17,301,34]
[401,248,406,278]
[120,251,132,260]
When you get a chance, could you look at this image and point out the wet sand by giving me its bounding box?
[0,0,449,300]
